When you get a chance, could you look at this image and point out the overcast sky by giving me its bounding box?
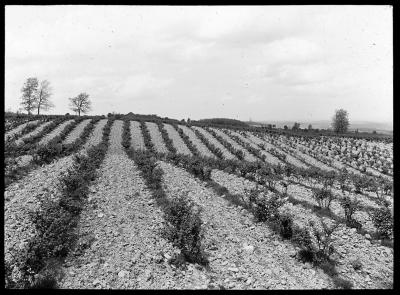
[5,5,392,123]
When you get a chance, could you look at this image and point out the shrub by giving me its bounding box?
[332,276,353,289]
[292,225,313,251]
[352,175,370,194]
[279,212,294,239]
[350,258,362,270]
[122,120,131,149]
[339,196,362,229]
[309,219,339,263]
[164,195,207,265]
[370,207,393,239]
[319,261,338,276]
[26,196,77,275]
[312,187,335,209]
[30,258,62,289]
[34,142,63,165]
[250,193,284,222]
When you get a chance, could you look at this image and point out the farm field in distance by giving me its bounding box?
[4,113,393,290]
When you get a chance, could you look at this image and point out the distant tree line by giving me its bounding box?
[197,118,248,127]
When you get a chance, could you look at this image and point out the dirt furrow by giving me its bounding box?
[38,119,75,145]
[145,122,169,154]
[163,123,192,156]
[62,119,92,145]
[130,121,146,151]
[5,120,40,141]
[15,121,53,145]
[192,126,236,160]
[178,125,216,158]
[210,128,257,162]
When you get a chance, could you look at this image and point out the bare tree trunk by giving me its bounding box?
[78,109,80,116]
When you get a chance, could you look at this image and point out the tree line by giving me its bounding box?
[19,77,92,116]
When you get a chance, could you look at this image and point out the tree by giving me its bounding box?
[332,109,350,133]
[36,80,54,115]
[292,122,301,130]
[284,125,288,130]
[308,124,313,130]
[20,77,39,114]
[69,93,91,116]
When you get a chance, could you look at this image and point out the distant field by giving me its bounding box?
[251,120,392,133]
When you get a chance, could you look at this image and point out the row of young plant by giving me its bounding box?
[134,119,392,286]
[221,130,267,162]
[5,119,114,289]
[5,116,40,133]
[6,120,41,142]
[5,117,102,188]
[205,128,245,160]
[129,119,392,244]
[124,120,208,267]
[294,138,385,178]
[251,131,313,168]
[166,128,393,244]
[220,128,392,209]
[184,124,392,217]
[146,123,391,243]
[162,151,353,289]
[248,130,393,200]
[156,121,178,154]
[152,123,354,286]
[5,117,67,156]
[269,131,392,177]
[192,128,224,159]
[170,124,201,157]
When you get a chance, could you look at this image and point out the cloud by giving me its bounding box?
[5,6,392,122]
[115,74,173,100]
[260,37,324,65]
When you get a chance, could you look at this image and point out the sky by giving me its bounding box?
[5,5,393,123]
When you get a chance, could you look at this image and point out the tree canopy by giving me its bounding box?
[332,109,350,133]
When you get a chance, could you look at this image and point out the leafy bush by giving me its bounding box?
[309,219,339,263]
[122,120,131,149]
[292,225,313,252]
[34,142,63,164]
[164,195,207,265]
[352,175,371,194]
[332,276,353,289]
[350,258,362,270]
[250,193,284,222]
[370,207,393,239]
[339,196,361,229]
[26,196,77,276]
[319,260,338,276]
[279,212,294,239]
[312,187,335,209]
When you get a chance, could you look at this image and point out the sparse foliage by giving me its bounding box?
[36,80,54,114]
[20,77,39,114]
[69,93,92,116]
[332,109,350,134]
